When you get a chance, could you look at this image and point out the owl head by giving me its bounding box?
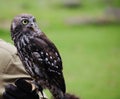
[11,14,41,40]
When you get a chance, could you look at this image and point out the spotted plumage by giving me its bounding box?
[10,14,66,99]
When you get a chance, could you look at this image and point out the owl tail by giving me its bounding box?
[52,93,80,99]
[63,93,80,99]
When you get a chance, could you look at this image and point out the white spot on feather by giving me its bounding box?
[45,58,48,61]
[51,63,54,66]
[55,52,58,56]
[38,58,43,61]
[50,56,52,59]
[48,61,50,65]
[46,53,48,56]
[41,51,44,55]
[55,66,59,68]
[54,60,57,64]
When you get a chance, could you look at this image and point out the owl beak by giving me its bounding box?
[27,22,40,33]
[28,23,36,31]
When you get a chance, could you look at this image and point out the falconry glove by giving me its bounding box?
[3,78,39,99]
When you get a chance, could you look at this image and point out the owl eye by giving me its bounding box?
[22,19,29,25]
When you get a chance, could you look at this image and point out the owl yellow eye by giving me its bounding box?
[22,19,29,25]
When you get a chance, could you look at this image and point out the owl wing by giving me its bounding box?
[29,33,66,93]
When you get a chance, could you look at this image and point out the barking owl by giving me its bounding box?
[10,14,66,99]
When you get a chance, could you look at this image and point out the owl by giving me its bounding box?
[10,14,66,99]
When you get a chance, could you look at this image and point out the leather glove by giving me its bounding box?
[3,78,39,99]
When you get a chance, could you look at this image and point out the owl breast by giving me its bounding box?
[15,35,37,78]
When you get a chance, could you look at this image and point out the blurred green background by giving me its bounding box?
[0,0,120,99]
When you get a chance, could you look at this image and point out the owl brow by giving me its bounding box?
[21,18,28,21]
[21,16,28,18]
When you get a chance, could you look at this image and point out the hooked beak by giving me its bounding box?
[27,22,40,33]
[28,23,38,32]
[27,23,36,31]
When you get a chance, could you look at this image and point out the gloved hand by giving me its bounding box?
[3,78,39,99]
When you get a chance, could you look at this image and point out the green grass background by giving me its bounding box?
[0,0,120,99]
